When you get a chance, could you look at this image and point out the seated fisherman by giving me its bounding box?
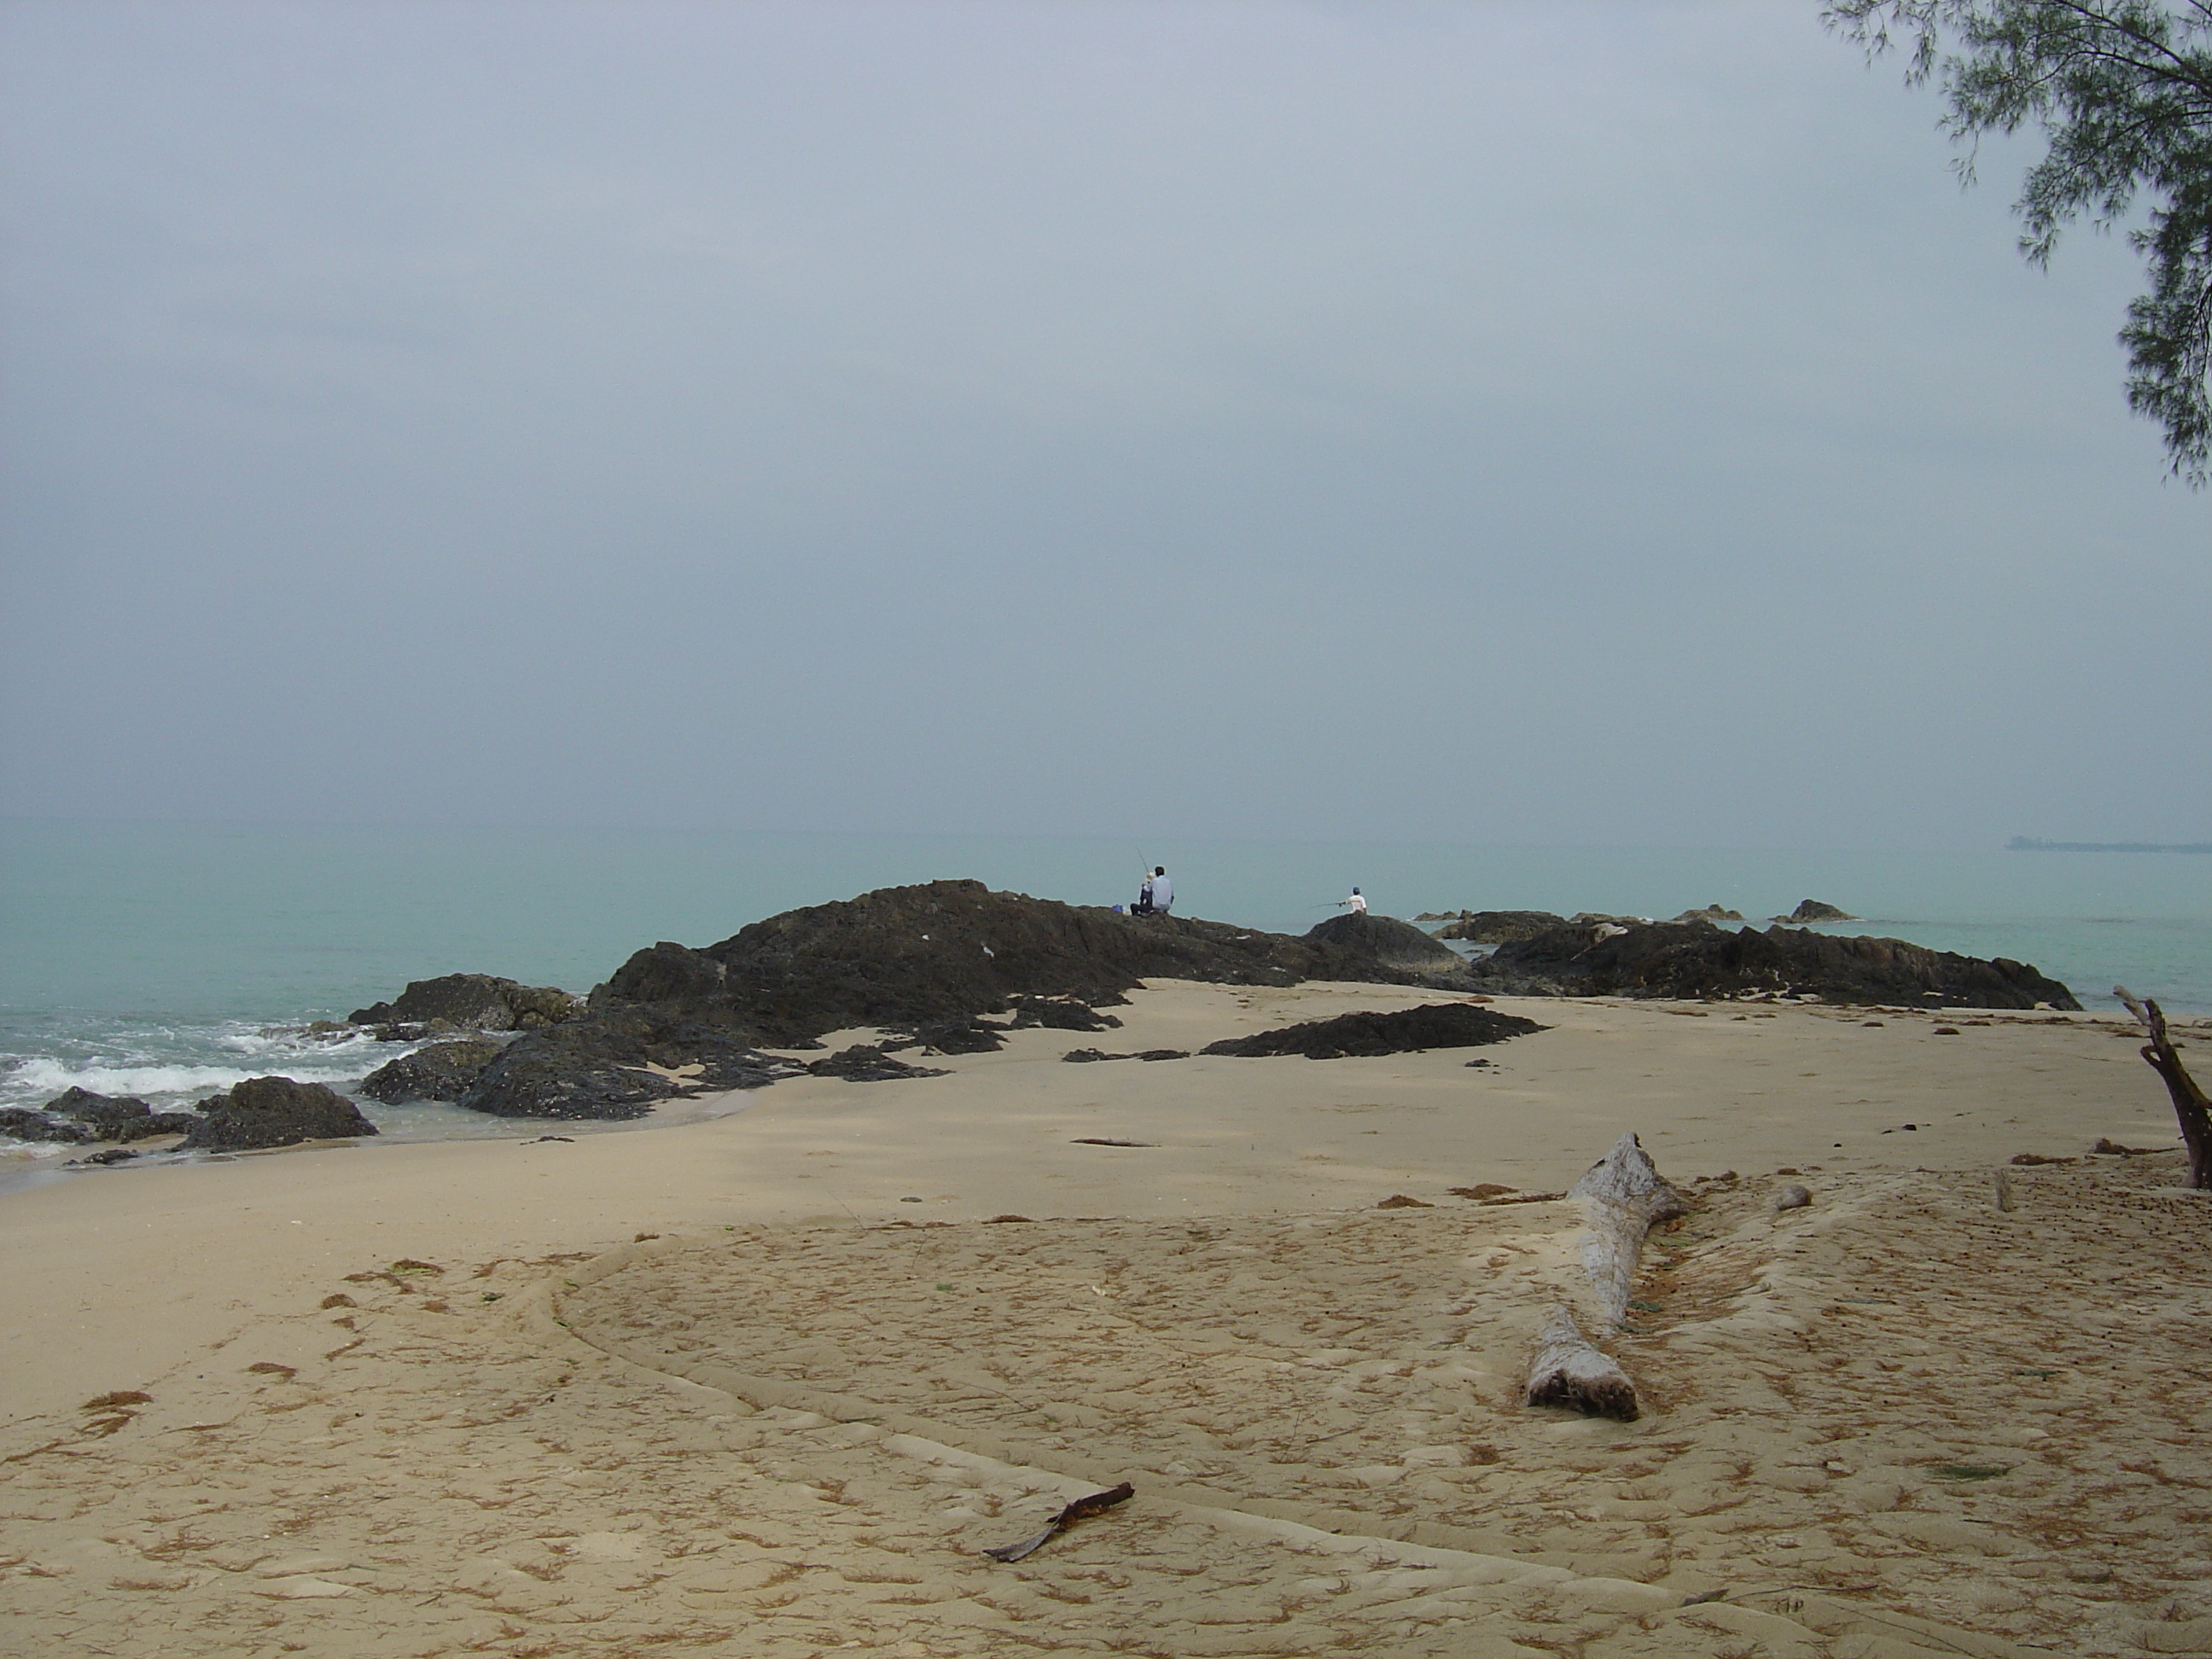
[1135,866,1173,916]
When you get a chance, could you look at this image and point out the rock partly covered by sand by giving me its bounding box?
[347,973,582,1033]
[804,1045,949,1082]
[1200,1001,1545,1059]
[460,1012,800,1121]
[1004,995,1123,1032]
[896,1017,1007,1055]
[178,1076,380,1151]
[1468,919,2080,1009]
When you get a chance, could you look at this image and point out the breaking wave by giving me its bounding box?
[0,1018,390,1120]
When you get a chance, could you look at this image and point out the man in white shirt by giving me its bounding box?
[1148,867,1173,915]
[1339,887,1367,916]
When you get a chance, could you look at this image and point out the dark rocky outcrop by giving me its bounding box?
[33,1087,197,1141]
[1776,899,1854,923]
[457,1011,799,1121]
[1432,911,1569,945]
[1464,921,2078,1010]
[594,944,728,1007]
[0,1108,92,1144]
[1304,913,1464,970]
[357,1039,505,1104]
[178,1077,380,1152]
[591,880,1462,1048]
[348,974,580,1033]
[1672,905,1744,923]
[75,1103,199,1142]
[1061,1048,1189,1063]
[435,879,1481,1121]
[42,1085,152,1123]
[458,1021,677,1121]
[1202,1003,1545,1060]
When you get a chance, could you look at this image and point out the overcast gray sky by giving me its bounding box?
[2,0,2205,849]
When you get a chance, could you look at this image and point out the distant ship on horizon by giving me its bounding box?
[2008,836,2212,854]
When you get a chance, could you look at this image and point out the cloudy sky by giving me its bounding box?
[2,0,2205,849]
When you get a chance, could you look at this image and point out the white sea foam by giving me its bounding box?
[1,1055,370,1103]
[216,1026,386,1060]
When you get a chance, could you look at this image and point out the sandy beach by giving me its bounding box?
[3,980,2208,1657]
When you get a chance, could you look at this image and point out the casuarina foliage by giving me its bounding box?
[1827,1,2212,482]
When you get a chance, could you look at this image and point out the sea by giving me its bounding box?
[3,819,2209,1170]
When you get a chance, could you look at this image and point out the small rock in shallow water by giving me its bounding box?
[0,1108,91,1144]
[73,1147,141,1166]
[179,1076,378,1151]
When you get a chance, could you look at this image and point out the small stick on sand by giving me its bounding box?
[980,1482,1135,1562]
[1525,1305,1640,1421]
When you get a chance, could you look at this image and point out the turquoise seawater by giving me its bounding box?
[3,819,2208,1150]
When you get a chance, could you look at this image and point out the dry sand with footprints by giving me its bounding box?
[3,979,2208,1657]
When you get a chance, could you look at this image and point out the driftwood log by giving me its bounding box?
[1524,1132,1689,1420]
[2116,986,2211,1189]
[1569,1132,1691,1327]
[1524,1305,1640,1420]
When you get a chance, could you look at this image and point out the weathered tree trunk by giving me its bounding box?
[1524,1305,1640,1420]
[2116,987,2211,1189]
[1569,1131,1691,1327]
[1523,1132,1689,1421]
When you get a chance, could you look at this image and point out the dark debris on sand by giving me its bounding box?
[1201,1002,1545,1061]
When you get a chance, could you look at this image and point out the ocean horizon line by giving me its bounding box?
[0,813,2148,860]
